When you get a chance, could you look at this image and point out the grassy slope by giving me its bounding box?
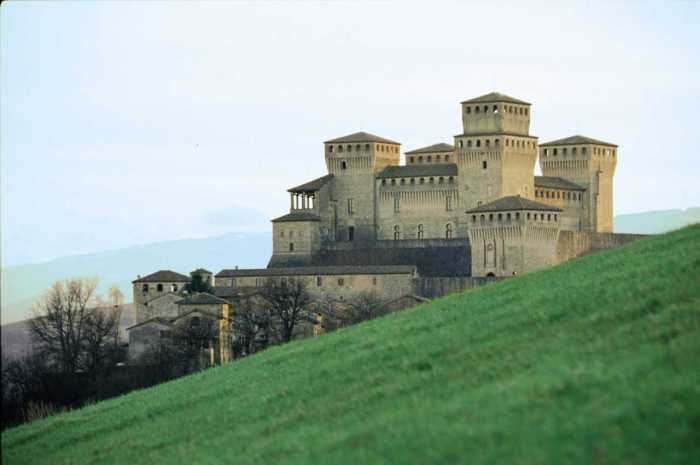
[3,225,700,465]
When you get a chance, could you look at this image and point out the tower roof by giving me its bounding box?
[540,135,617,147]
[175,292,229,306]
[461,92,531,105]
[466,196,561,213]
[324,131,400,145]
[405,143,455,155]
[133,270,191,283]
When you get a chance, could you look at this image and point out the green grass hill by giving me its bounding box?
[3,225,700,465]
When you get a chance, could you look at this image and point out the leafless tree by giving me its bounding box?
[317,292,386,329]
[260,278,312,343]
[28,278,122,378]
[230,296,273,357]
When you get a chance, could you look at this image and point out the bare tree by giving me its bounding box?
[28,278,122,378]
[108,284,124,307]
[230,295,274,357]
[260,278,312,343]
[29,278,98,374]
[317,292,386,329]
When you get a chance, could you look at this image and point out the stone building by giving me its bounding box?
[128,91,644,361]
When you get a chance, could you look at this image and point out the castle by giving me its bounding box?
[127,92,643,362]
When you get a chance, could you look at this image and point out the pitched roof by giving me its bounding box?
[175,292,229,306]
[539,135,617,147]
[271,211,321,223]
[125,317,173,331]
[405,143,455,155]
[133,270,191,283]
[461,92,531,105]
[216,265,417,278]
[143,292,183,305]
[535,176,586,191]
[288,174,334,193]
[324,131,400,145]
[466,196,562,213]
[376,163,458,179]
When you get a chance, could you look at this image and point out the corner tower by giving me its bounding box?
[454,92,538,211]
[539,135,618,232]
[324,132,401,241]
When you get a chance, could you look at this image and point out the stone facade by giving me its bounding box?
[266,92,631,278]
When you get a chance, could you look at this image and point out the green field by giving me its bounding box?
[3,225,700,465]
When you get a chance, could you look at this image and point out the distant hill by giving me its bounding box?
[1,232,271,324]
[614,207,700,234]
[3,225,699,464]
[2,207,698,325]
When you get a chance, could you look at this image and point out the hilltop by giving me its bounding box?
[3,225,700,465]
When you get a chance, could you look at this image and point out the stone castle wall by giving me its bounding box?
[556,231,646,263]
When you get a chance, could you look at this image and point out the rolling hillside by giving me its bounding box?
[3,225,700,465]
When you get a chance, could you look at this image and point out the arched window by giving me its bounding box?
[190,316,200,327]
[172,284,178,292]
[410,178,415,184]
[472,215,477,222]
[476,140,481,148]
[489,214,494,221]
[527,213,531,220]
[393,225,400,240]
[466,106,471,114]
[515,212,520,220]
[142,284,149,293]
[498,213,502,221]
[475,106,480,113]
[156,284,163,292]
[417,224,424,239]
[348,145,352,153]
[459,140,463,148]
[445,155,450,162]
[445,223,453,239]
[409,157,414,163]
[356,144,361,151]
[400,178,405,185]
[506,213,511,221]
[365,144,370,150]
[436,155,441,162]
[418,156,423,163]
[341,160,347,170]
[391,179,396,185]
[482,161,488,169]
[439,176,444,184]
[427,156,432,162]
[485,140,491,147]
[429,177,435,184]
[495,139,499,147]
[467,140,473,147]
[381,179,387,186]
[339,145,344,152]
[448,176,454,184]
[289,243,294,251]
[480,215,485,224]
[493,105,498,113]
[419,178,425,184]
[328,145,334,153]
[482,105,488,113]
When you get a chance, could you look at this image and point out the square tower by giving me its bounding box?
[323,132,401,241]
[539,135,618,233]
[454,93,538,210]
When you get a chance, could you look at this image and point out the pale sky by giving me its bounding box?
[2,1,699,266]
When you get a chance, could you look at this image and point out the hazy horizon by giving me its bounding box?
[3,1,700,266]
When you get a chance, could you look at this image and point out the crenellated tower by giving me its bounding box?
[323,132,401,241]
[454,93,538,212]
[538,135,617,232]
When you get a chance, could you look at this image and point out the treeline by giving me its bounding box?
[2,277,395,430]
